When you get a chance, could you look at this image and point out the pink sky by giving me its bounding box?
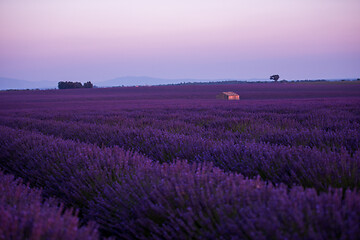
[0,0,359,82]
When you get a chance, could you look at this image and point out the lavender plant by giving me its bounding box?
[0,126,359,239]
[0,170,99,240]
[0,116,358,191]
[0,82,359,239]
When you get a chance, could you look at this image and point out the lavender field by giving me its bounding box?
[1,82,360,239]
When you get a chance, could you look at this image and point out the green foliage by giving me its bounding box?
[58,81,93,89]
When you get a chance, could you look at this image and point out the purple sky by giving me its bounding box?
[0,0,359,83]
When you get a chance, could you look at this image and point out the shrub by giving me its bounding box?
[0,126,359,239]
[0,170,99,240]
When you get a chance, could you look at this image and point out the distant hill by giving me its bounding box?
[96,76,220,87]
[0,76,268,90]
[95,76,278,87]
[1,76,358,90]
[0,77,57,90]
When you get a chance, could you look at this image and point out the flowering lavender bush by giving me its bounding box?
[0,170,99,240]
[0,126,359,239]
[0,82,359,239]
[0,115,358,191]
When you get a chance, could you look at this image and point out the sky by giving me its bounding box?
[0,0,360,83]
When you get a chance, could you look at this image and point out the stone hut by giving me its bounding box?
[216,92,240,100]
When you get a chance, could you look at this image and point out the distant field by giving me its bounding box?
[0,82,359,239]
[2,81,360,102]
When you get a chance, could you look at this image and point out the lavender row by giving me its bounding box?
[0,170,99,240]
[14,97,359,133]
[1,126,360,239]
[3,98,359,154]
[1,116,359,191]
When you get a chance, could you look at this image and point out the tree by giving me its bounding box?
[270,75,280,82]
[58,81,83,89]
[58,81,94,89]
[73,82,83,88]
[58,81,66,89]
[83,81,93,88]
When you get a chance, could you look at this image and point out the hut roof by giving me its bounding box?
[222,92,239,96]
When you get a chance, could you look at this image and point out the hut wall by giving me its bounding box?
[228,95,239,100]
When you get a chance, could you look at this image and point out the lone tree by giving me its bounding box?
[270,75,280,82]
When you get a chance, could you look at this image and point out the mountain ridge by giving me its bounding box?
[0,77,58,90]
[1,76,358,90]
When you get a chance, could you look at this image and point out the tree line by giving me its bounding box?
[58,81,93,89]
